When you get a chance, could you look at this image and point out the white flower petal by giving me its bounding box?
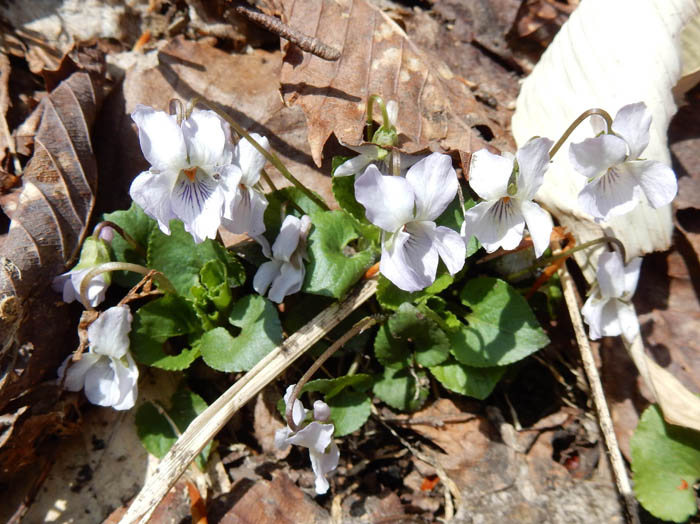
[515,137,553,200]
[272,215,305,262]
[309,443,339,495]
[569,134,627,180]
[405,152,458,221]
[182,110,231,168]
[577,163,644,222]
[111,353,139,410]
[171,172,225,243]
[235,133,269,186]
[88,306,132,359]
[313,400,331,422]
[285,421,334,455]
[60,353,100,392]
[355,165,414,232]
[220,164,244,219]
[334,154,373,177]
[274,427,293,450]
[597,299,627,338]
[129,170,178,235]
[520,200,553,258]
[283,384,307,427]
[463,200,525,253]
[267,259,305,303]
[381,227,438,292]
[597,251,625,298]
[622,257,642,299]
[627,160,678,209]
[432,225,466,275]
[581,293,606,340]
[131,105,186,172]
[612,102,651,160]
[617,301,640,342]
[253,260,282,297]
[70,270,108,308]
[83,357,121,407]
[468,149,513,201]
[223,186,268,237]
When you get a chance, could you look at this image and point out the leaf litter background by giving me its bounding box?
[0,0,697,522]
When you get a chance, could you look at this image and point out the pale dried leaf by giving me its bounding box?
[676,0,700,96]
[512,0,699,280]
[277,0,503,166]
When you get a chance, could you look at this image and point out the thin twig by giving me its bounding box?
[119,278,378,524]
[558,264,640,524]
[234,4,341,61]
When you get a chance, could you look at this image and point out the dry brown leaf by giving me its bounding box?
[0,51,11,169]
[276,0,503,166]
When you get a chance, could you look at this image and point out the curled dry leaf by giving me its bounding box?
[275,0,503,166]
[0,70,102,476]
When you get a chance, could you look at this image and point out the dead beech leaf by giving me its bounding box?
[277,0,502,166]
[0,70,102,445]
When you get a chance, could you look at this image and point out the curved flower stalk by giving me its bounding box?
[58,305,138,410]
[253,215,312,303]
[462,137,554,258]
[275,385,339,495]
[130,104,269,243]
[52,235,112,308]
[581,250,641,342]
[221,133,270,237]
[569,102,677,222]
[355,152,465,292]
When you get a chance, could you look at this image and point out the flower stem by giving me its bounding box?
[548,108,614,159]
[80,262,177,310]
[92,221,146,258]
[195,100,330,212]
[169,98,185,125]
[365,94,389,141]
[285,315,380,432]
[260,168,278,192]
[506,235,627,282]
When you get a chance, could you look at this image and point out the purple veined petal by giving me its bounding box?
[129,170,178,235]
[60,353,100,392]
[334,152,374,177]
[111,353,139,410]
[253,260,283,297]
[309,442,340,495]
[283,384,308,427]
[355,165,414,232]
[577,163,644,222]
[235,133,269,186]
[182,110,231,168]
[568,134,627,180]
[616,301,640,343]
[131,105,187,172]
[83,356,121,407]
[611,102,651,160]
[381,226,439,292]
[272,215,305,262]
[520,200,553,258]
[267,258,305,303]
[405,152,458,221]
[622,257,642,299]
[627,160,677,209]
[515,137,553,200]
[223,186,268,237]
[468,149,513,201]
[432,225,466,275]
[596,251,625,299]
[285,421,334,455]
[171,170,226,243]
[581,293,606,340]
[88,306,132,359]
[463,199,525,253]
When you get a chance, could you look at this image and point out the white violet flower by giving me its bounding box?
[58,305,138,410]
[275,385,339,495]
[221,133,270,237]
[253,215,312,303]
[462,137,554,258]
[569,102,677,222]
[355,152,466,292]
[581,250,641,342]
[52,236,112,308]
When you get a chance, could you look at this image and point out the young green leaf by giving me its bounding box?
[429,358,506,400]
[303,210,374,298]
[302,374,373,398]
[103,203,156,287]
[631,404,700,523]
[373,366,429,411]
[327,390,371,437]
[130,295,201,370]
[198,295,282,372]
[450,277,549,367]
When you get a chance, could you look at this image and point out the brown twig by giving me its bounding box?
[234,4,341,61]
